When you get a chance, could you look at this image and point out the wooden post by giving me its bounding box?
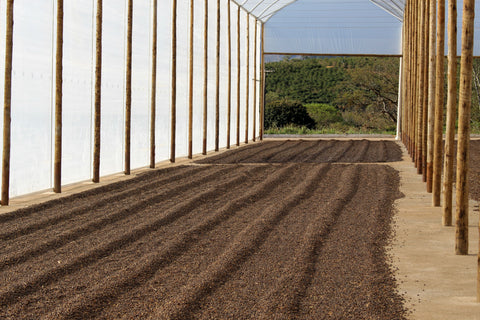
[236,6,240,146]
[252,20,257,142]
[227,0,231,149]
[406,0,413,157]
[433,0,445,206]
[442,0,457,226]
[259,22,265,140]
[413,0,419,168]
[412,0,416,164]
[125,0,133,173]
[170,0,177,162]
[396,56,403,140]
[413,0,420,171]
[150,0,157,168]
[214,0,220,152]
[478,232,480,301]
[188,0,194,159]
[422,0,430,183]
[93,0,103,181]
[402,0,408,145]
[405,1,413,155]
[245,14,249,144]
[401,3,408,146]
[415,0,426,176]
[202,0,208,155]
[426,0,436,193]
[406,0,412,156]
[54,0,64,193]
[455,0,475,256]
[2,0,14,206]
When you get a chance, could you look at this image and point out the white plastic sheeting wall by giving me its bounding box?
[62,0,94,186]
[10,1,55,196]
[206,0,217,151]
[192,0,205,155]
[238,9,247,143]
[100,1,127,177]
[156,1,172,163]
[0,0,261,198]
[176,0,189,158]
[131,0,152,169]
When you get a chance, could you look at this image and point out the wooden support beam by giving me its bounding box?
[413,0,419,168]
[125,0,133,173]
[415,0,426,175]
[406,0,411,155]
[188,0,194,159]
[259,22,265,140]
[443,0,457,225]
[202,0,208,155]
[396,56,403,140]
[150,0,157,168]
[2,0,14,206]
[433,0,445,206]
[422,0,430,182]
[227,0,232,149]
[215,0,220,152]
[401,1,409,146]
[236,6,241,146]
[253,20,257,142]
[405,0,413,155]
[170,0,177,162]
[93,0,103,181]
[245,14,249,144]
[455,0,475,256]
[426,0,436,193]
[54,0,64,193]
[407,0,414,156]
[263,52,402,58]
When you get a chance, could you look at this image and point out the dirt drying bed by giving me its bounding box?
[196,139,403,164]
[0,140,407,319]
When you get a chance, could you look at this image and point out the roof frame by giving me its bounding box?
[233,0,406,23]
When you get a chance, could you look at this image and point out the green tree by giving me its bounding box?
[304,103,343,128]
[264,99,315,129]
[333,57,399,123]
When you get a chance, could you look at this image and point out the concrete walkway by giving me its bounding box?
[391,144,480,319]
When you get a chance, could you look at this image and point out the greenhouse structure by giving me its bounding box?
[1,0,480,314]
[0,0,477,199]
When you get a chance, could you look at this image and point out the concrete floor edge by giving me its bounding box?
[390,142,480,320]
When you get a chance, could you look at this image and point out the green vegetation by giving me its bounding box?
[264,99,315,129]
[304,103,343,128]
[264,126,396,135]
[265,56,399,134]
[265,56,480,135]
[471,59,480,128]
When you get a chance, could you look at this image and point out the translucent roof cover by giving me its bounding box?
[236,0,301,22]
[370,0,405,21]
[252,0,480,56]
[238,0,405,22]
[262,0,404,55]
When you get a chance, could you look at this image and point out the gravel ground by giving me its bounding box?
[0,139,407,319]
